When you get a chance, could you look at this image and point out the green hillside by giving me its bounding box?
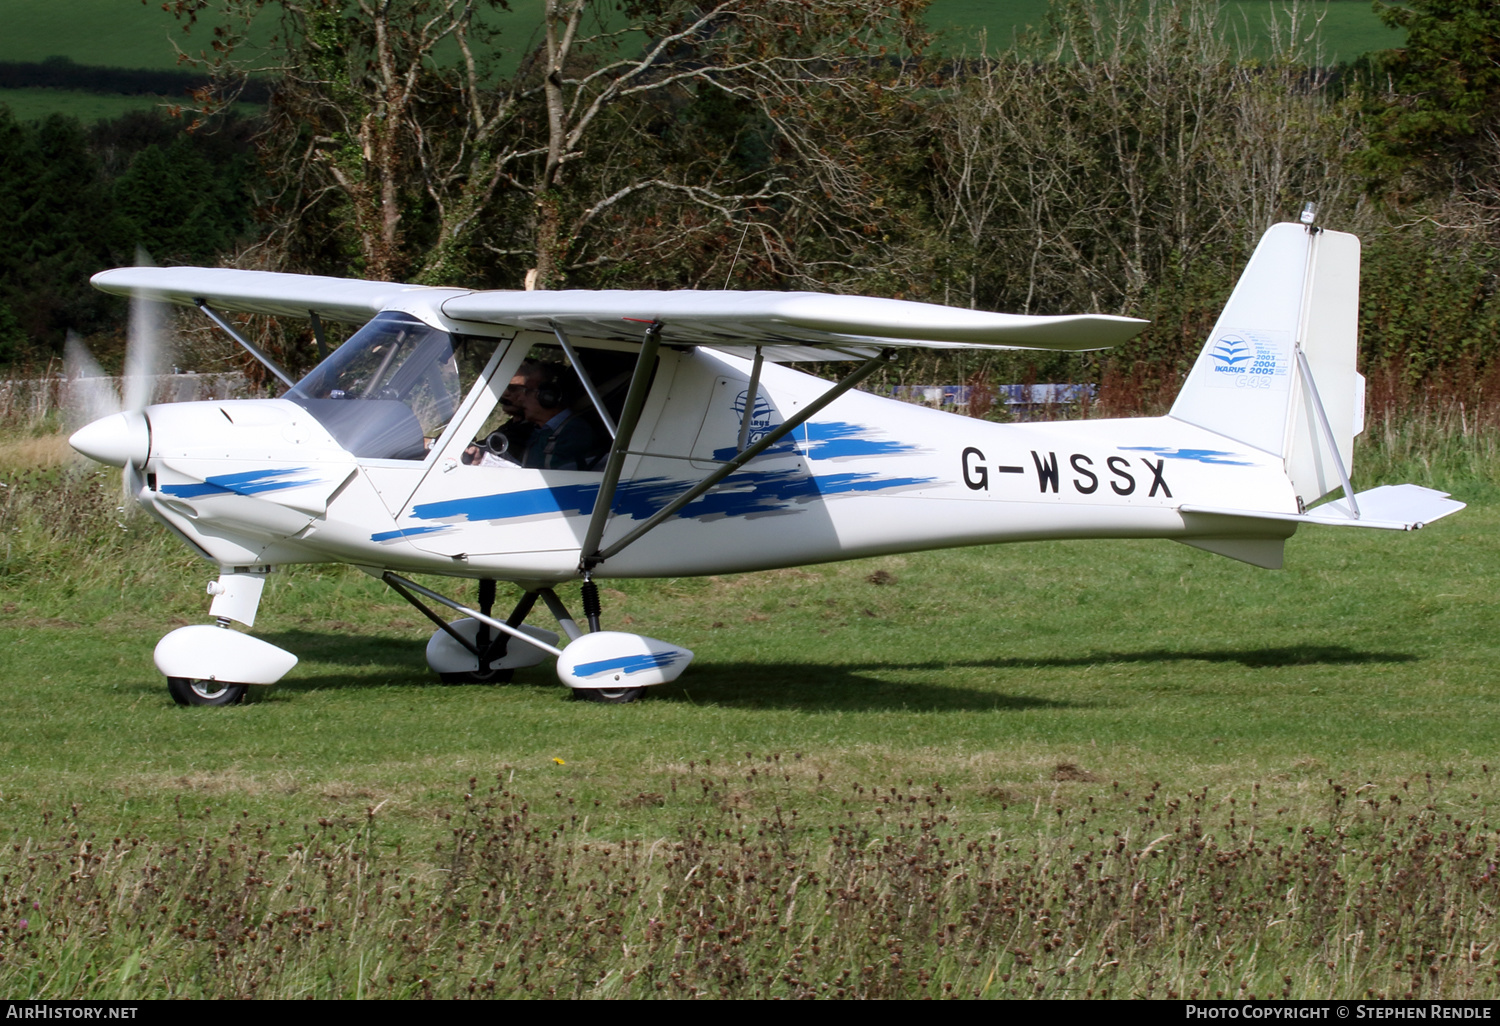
[0,0,190,70]
[0,87,174,123]
[0,2,1405,123]
[935,1,1401,61]
[0,1,1403,70]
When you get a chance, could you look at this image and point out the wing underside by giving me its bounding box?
[441,290,1146,354]
[90,266,456,323]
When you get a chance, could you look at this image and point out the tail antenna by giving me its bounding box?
[1300,201,1319,233]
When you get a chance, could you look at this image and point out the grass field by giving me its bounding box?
[0,415,1497,997]
[0,1,1403,122]
[0,88,183,123]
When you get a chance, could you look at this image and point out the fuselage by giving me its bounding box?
[129,345,1298,584]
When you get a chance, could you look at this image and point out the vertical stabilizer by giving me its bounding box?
[1170,222,1362,509]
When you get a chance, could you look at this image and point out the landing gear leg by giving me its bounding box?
[155,566,297,705]
[580,575,602,633]
[538,588,585,641]
[445,579,515,684]
[382,573,561,684]
[456,586,543,684]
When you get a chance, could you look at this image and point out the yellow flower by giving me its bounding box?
[553,757,566,765]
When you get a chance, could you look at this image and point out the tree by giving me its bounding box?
[929,0,1368,387]
[112,134,255,265]
[0,108,117,357]
[166,0,502,280]
[1366,0,1500,181]
[0,300,25,367]
[168,0,933,290]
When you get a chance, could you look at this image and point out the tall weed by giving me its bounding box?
[3,772,1498,999]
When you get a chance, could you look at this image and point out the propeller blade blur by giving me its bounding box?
[63,331,121,429]
[123,249,166,414]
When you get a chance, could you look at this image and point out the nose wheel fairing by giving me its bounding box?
[154,624,298,686]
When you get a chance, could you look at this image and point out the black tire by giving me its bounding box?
[438,667,515,685]
[167,677,248,707]
[573,686,645,704]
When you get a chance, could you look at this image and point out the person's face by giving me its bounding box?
[501,369,543,422]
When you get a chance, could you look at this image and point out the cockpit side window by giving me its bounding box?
[462,344,645,473]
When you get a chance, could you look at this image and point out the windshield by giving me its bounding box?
[287,312,487,460]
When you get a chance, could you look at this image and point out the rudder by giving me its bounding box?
[1169,221,1363,510]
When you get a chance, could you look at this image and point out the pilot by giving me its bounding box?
[462,363,539,466]
[514,362,603,471]
[463,360,603,470]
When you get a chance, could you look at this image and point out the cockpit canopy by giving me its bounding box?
[287,312,478,460]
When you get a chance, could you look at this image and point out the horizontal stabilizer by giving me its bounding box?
[1181,484,1465,532]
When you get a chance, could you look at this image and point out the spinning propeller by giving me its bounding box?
[67,252,166,476]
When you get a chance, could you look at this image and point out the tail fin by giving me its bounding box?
[1170,222,1363,511]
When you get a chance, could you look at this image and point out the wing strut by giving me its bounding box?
[309,310,329,360]
[736,346,764,453]
[585,347,894,568]
[194,299,297,389]
[551,322,618,438]
[578,321,664,565]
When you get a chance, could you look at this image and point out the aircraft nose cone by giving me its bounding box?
[69,410,150,468]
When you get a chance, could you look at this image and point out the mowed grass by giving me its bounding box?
[4,440,1494,826]
[1,423,1497,997]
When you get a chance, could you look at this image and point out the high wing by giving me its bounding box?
[91,267,1147,357]
[90,266,457,323]
[439,289,1147,354]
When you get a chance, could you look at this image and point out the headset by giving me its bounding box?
[532,363,578,411]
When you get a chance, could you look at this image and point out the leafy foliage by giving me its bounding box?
[111,134,255,264]
[0,0,1497,394]
[0,109,116,358]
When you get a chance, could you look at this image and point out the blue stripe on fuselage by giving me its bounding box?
[408,469,934,526]
[711,421,916,463]
[1118,446,1254,466]
[161,467,320,499]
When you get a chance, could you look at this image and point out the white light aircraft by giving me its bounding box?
[69,215,1464,705]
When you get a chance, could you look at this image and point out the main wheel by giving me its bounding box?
[167,677,248,707]
[438,667,515,685]
[573,686,645,704]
